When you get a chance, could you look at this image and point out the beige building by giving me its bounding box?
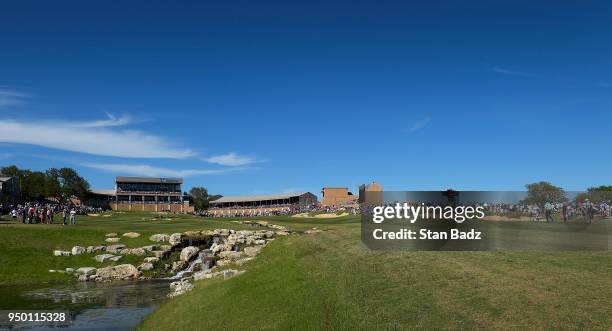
[320,187,357,206]
[358,181,384,205]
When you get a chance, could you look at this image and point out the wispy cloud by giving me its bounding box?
[491,66,537,78]
[81,163,244,177]
[0,116,194,158]
[0,89,30,107]
[74,113,133,128]
[409,117,430,132]
[203,153,257,166]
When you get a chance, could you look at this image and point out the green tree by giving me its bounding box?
[522,181,567,208]
[188,187,222,211]
[576,185,612,203]
[47,168,90,203]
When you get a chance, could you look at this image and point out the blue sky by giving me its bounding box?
[0,0,610,196]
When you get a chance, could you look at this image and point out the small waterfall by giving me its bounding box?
[170,256,201,279]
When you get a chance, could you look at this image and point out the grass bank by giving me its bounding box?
[140,218,612,330]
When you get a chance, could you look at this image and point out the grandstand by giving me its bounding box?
[111,177,193,212]
[208,192,317,216]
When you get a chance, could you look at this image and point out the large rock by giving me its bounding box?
[94,254,116,262]
[218,251,243,260]
[152,250,168,258]
[105,233,117,237]
[138,262,154,271]
[171,260,188,272]
[149,234,169,242]
[168,279,194,297]
[180,246,200,262]
[95,264,140,281]
[71,246,86,255]
[169,233,182,246]
[144,257,159,263]
[122,232,140,238]
[244,246,262,257]
[141,245,157,252]
[109,255,122,262]
[105,237,121,243]
[76,267,97,275]
[120,247,146,256]
[106,244,126,254]
[53,250,71,257]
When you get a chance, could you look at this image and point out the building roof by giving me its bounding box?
[115,176,183,184]
[211,192,312,204]
[90,189,116,196]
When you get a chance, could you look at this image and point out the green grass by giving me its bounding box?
[139,218,612,330]
[1,212,611,329]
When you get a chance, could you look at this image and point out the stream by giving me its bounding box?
[0,280,171,330]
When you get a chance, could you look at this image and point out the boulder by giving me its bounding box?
[109,255,123,262]
[65,268,75,273]
[144,257,159,263]
[218,251,243,259]
[244,246,262,257]
[106,244,126,254]
[149,234,170,242]
[122,232,140,238]
[120,247,146,256]
[276,230,290,236]
[95,264,140,281]
[71,246,86,255]
[264,231,275,238]
[171,260,187,272]
[180,246,200,262]
[141,245,157,252]
[105,237,121,243]
[78,274,89,281]
[53,250,71,257]
[305,229,323,234]
[168,279,194,297]
[152,250,168,258]
[254,239,266,245]
[169,233,182,246]
[223,269,245,280]
[235,257,255,266]
[138,262,154,271]
[105,233,117,237]
[183,230,201,237]
[94,254,116,262]
[76,267,97,275]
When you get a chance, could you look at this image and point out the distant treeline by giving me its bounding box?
[1,165,90,204]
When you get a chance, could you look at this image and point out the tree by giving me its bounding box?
[188,187,222,211]
[47,168,90,203]
[576,185,612,203]
[522,181,567,208]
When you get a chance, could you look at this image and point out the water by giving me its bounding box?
[1,280,171,330]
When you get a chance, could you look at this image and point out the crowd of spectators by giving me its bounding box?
[0,202,105,225]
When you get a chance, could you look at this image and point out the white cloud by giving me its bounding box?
[203,153,256,166]
[81,163,242,177]
[0,118,194,158]
[409,117,430,132]
[491,66,537,77]
[0,89,30,107]
[74,113,133,128]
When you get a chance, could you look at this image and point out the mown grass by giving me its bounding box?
[139,220,612,330]
[0,211,345,288]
